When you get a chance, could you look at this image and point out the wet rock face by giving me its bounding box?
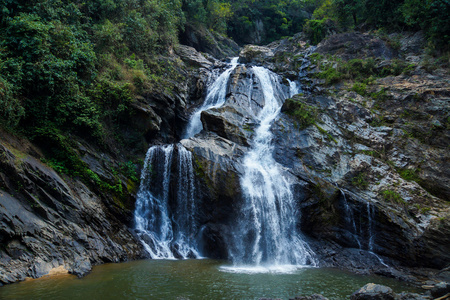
[181,134,245,258]
[271,89,450,269]
[0,140,145,284]
[181,32,449,273]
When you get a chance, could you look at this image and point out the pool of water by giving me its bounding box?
[0,259,417,300]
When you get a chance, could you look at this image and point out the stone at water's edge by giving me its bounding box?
[350,283,434,300]
[430,282,450,298]
[351,283,395,300]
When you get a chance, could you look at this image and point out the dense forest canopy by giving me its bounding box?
[0,0,448,164]
[182,0,449,47]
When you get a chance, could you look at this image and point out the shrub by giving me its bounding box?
[351,82,367,96]
[397,168,421,182]
[284,98,319,129]
[0,76,24,128]
[351,172,369,189]
[381,189,405,204]
[303,19,328,45]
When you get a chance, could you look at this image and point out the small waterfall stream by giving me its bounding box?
[183,57,239,138]
[226,67,316,271]
[338,187,362,249]
[337,188,390,268]
[288,79,301,97]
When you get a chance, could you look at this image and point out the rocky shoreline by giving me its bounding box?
[278,282,450,300]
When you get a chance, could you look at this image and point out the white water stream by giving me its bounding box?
[183,57,239,138]
[225,67,316,272]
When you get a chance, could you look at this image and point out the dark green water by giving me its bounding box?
[0,259,417,300]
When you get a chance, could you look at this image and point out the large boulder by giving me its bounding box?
[290,295,329,300]
[181,133,245,258]
[239,45,274,64]
[175,44,215,69]
[351,283,395,300]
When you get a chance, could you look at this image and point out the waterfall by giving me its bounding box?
[338,187,362,249]
[134,145,175,259]
[172,146,200,258]
[134,58,316,267]
[183,57,239,138]
[134,58,239,259]
[134,144,200,259]
[226,67,316,271]
[337,189,390,268]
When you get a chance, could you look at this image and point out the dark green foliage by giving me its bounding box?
[312,56,417,85]
[0,75,24,128]
[351,82,368,96]
[284,98,319,129]
[397,168,421,182]
[182,0,233,34]
[369,88,389,101]
[0,0,188,194]
[351,172,369,189]
[34,127,86,177]
[401,0,450,50]
[119,161,139,182]
[381,189,405,204]
[363,0,405,29]
[226,0,309,44]
[303,19,328,45]
[0,0,184,138]
[305,0,449,50]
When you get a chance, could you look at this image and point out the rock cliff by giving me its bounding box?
[1,29,448,286]
[181,31,450,282]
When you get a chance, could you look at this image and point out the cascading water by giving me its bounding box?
[337,187,362,249]
[134,144,200,259]
[134,145,175,259]
[172,146,200,258]
[183,57,239,138]
[367,202,375,251]
[134,57,239,259]
[226,67,316,272]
